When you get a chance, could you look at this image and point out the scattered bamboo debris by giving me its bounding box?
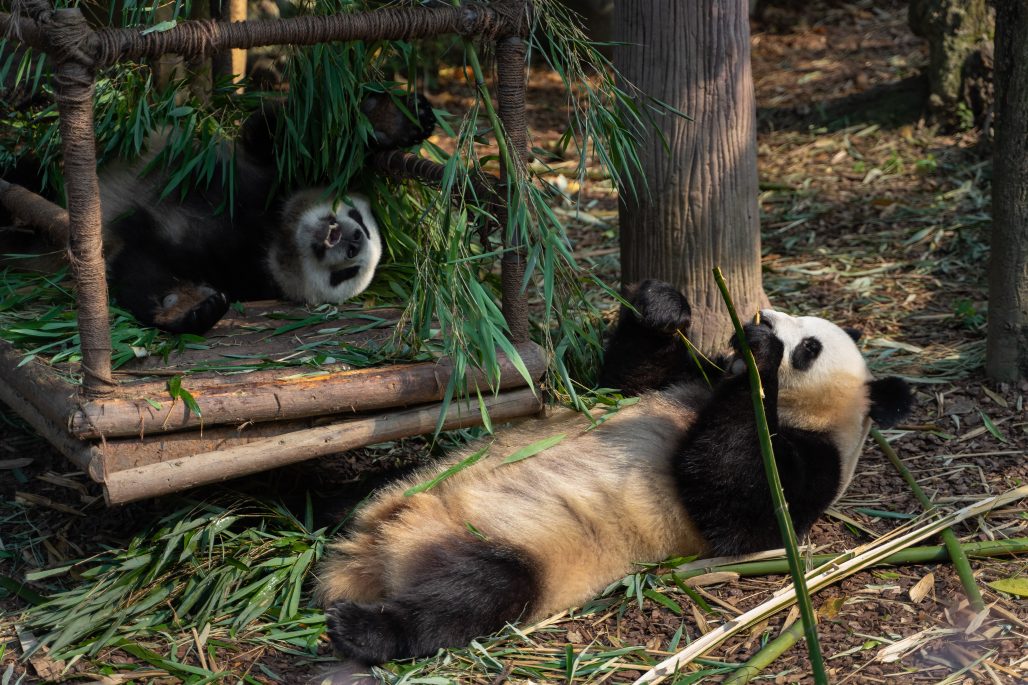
[633,485,1028,685]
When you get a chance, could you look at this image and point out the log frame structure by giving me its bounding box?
[0,0,544,504]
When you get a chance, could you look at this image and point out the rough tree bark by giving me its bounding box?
[613,0,765,353]
[986,1,1028,381]
[908,0,991,126]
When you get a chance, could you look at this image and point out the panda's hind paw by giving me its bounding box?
[628,279,692,335]
[326,600,407,665]
[152,285,229,335]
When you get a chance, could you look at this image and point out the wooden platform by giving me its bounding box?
[0,300,544,504]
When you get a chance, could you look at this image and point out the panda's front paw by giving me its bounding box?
[737,322,784,372]
[626,279,692,335]
[152,285,229,335]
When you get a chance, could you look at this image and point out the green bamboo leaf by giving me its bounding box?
[988,577,1028,597]
[404,445,490,496]
[978,410,1008,443]
[502,434,567,464]
[642,588,683,615]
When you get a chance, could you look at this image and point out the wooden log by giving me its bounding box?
[97,416,331,473]
[102,386,542,504]
[0,353,99,475]
[71,341,545,439]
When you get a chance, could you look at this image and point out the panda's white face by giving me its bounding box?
[758,309,871,389]
[758,309,874,495]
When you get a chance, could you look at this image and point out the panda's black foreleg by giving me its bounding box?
[599,279,699,395]
[325,536,540,663]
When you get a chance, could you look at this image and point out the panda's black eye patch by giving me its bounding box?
[791,336,822,371]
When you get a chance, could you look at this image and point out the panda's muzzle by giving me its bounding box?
[320,219,364,259]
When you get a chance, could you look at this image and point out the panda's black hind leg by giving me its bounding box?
[108,248,229,335]
[600,279,698,395]
[152,285,230,335]
[326,536,540,663]
[326,600,408,665]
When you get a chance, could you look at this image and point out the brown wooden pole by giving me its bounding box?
[495,31,529,344]
[50,9,116,397]
[103,387,542,504]
[0,180,69,245]
[71,341,546,439]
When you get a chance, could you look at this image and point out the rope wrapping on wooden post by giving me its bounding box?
[8,2,117,396]
[48,8,117,397]
[496,30,530,344]
[2,1,530,66]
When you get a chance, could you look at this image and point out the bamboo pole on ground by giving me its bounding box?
[872,427,987,612]
[632,485,1028,685]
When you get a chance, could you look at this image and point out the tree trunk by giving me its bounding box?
[613,0,765,353]
[908,0,991,127]
[986,1,1028,382]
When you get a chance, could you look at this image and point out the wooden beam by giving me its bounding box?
[102,386,542,504]
[71,342,545,439]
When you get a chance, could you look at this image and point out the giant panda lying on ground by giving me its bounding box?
[90,93,433,334]
[315,279,914,664]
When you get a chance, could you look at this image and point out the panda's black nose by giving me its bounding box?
[345,225,363,258]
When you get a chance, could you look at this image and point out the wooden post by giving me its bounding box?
[51,9,116,397]
[495,32,530,344]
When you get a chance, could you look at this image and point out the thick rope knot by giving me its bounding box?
[44,9,98,68]
[489,0,531,38]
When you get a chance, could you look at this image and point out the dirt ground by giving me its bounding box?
[2,0,1027,683]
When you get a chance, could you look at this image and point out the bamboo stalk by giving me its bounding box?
[871,427,987,612]
[723,619,806,685]
[671,537,1028,580]
[632,485,1028,685]
[712,267,828,685]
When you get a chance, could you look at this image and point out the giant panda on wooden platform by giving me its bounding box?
[315,280,914,664]
[95,93,434,334]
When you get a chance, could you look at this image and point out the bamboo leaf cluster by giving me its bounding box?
[23,499,327,660]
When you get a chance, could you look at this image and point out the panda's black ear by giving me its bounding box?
[843,327,862,342]
[868,376,913,428]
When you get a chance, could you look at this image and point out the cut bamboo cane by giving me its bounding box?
[102,386,541,504]
[632,485,1028,685]
[722,618,806,685]
[671,537,1028,580]
[72,341,545,439]
[872,427,987,612]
